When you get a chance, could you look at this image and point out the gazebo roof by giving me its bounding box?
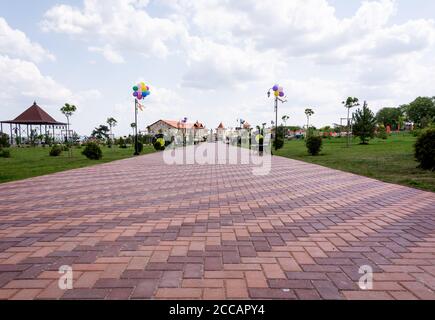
[1,102,66,125]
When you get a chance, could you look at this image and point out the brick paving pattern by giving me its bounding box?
[0,143,434,300]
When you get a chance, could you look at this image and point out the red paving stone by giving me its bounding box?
[0,143,434,300]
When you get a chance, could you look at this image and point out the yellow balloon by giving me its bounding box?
[274,91,279,97]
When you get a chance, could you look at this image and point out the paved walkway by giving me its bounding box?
[0,143,434,300]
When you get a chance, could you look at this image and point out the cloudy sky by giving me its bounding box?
[1,0,435,135]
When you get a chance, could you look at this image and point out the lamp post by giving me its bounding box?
[267,85,287,150]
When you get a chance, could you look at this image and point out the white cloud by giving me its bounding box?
[0,17,55,62]
[89,45,125,64]
[21,0,435,131]
[41,0,185,62]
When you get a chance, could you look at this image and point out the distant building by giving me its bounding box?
[147,119,208,142]
[216,122,227,141]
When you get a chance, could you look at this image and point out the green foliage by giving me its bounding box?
[137,142,144,153]
[117,137,128,148]
[376,107,403,130]
[414,128,435,171]
[0,133,10,148]
[404,97,435,128]
[107,117,117,129]
[49,145,63,157]
[60,103,77,118]
[343,97,360,109]
[352,104,377,145]
[91,125,110,141]
[0,148,11,158]
[153,138,166,151]
[377,125,388,140]
[82,142,103,160]
[273,138,284,150]
[305,136,323,156]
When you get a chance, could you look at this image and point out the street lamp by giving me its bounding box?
[267,84,287,150]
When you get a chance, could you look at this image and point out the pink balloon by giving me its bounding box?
[137,92,143,99]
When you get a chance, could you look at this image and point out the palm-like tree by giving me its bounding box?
[342,97,360,147]
[60,103,77,157]
[305,108,314,135]
[107,117,118,141]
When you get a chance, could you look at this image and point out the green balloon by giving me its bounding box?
[133,86,138,91]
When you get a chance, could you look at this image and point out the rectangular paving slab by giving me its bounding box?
[0,143,434,300]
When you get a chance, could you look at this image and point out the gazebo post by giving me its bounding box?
[52,125,55,142]
[19,124,22,144]
[27,124,29,142]
[10,124,13,145]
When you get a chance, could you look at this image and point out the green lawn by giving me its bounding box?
[0,145,155,184]
[275,133,435,192]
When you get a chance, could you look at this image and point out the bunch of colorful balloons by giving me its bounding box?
[132,82,151,100]
[272,84,285,98]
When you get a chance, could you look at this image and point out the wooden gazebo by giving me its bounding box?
[0,102,66,145]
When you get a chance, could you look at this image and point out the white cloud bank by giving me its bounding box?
[4,0,435,131]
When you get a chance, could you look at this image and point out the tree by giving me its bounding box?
[376,107,403,130]
[305,108,314,135]
[60,103,77,157]
[352,102,377,145]
[404,97,435,128]
[107,117,118,138]
[342,97,360,147]
[91,125,110,141]
[60,103,77,144]
[282,115,289,127]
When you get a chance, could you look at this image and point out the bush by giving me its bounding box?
[137,142,144,153]
[0,148,11,158]
[153,138,166,151]
[273,138,284,150]
[412,129,422,137]
[49,145,63,157]
[82,142,103,160]
[306,136,323,156]
[414,128,435,171]
[377,125,388,140]
[0,133,10,148]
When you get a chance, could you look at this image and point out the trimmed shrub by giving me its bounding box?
[306,136,323,156]
[0,133,10,148]
[49,145,63,157]
[414,128,435,171]
[82,142,103,160]
[377,125,388,140]
[153,138,166,151]
[0,148,11,158]
[273,138,284,150]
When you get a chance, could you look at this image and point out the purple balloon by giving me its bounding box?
[133,91,138,97]
[272,84,279,91]
[279,92,285,97]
